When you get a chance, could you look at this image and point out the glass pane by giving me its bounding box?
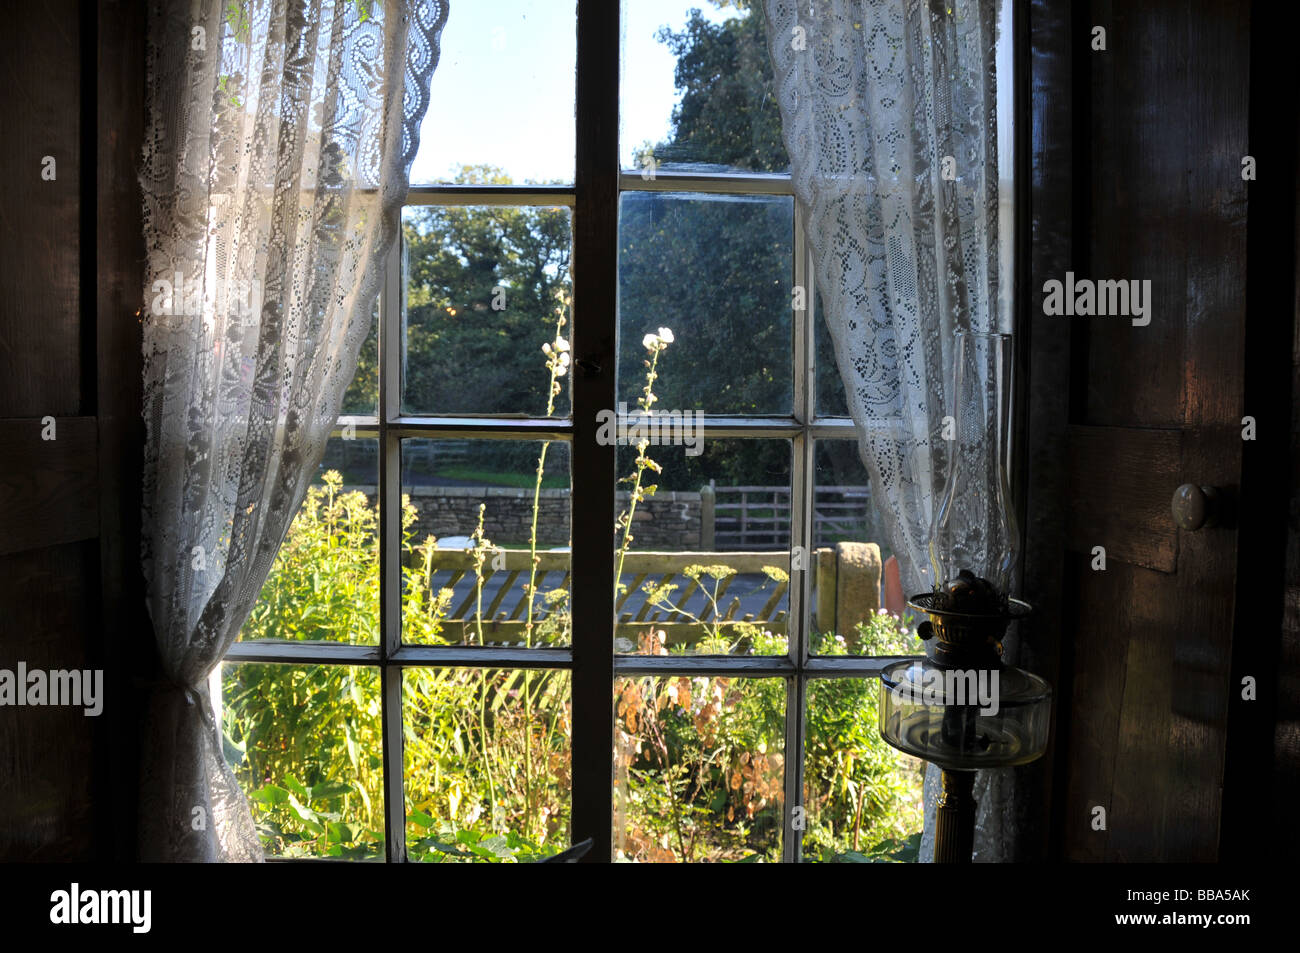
[402,438,571,647]
[410,1,575,186]
[614,674,784,862]
[401,204,573,417]
[809,440,914,655]
[405,668,571,862]
[802,678,924,862]
[340,297,378,417]
[614,438,791,656]
[221,662,383,859]
[618,192,792,416]
[620,1,789,174]
[815,299,850,418]
[238,436,379,645]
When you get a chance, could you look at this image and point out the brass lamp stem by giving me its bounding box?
[934,769,977,863]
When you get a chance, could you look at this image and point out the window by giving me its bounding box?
[220,0,1013,863]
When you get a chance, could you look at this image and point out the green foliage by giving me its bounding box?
[801,611,926,859]
[226,665,384,858]
[616,192,792,423]
[615,667,785,862]
[349,167,571,423]
[822,832,923,864]
[227,425,920,865]
[652,7,788,172]
[241,473,378,645]
[227,470,573,860]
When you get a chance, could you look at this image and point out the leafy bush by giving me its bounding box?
[226,477,571,861]
[225,484,923,862]
[225,297,922,863]
[802,613,926,860]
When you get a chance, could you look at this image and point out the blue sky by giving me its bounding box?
[409,1,733,185]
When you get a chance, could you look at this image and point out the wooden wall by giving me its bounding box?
[0,0,146,862]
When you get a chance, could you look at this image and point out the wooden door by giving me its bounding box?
[1021,0,1296,861]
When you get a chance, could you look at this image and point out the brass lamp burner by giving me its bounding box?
[907,575,1032,669]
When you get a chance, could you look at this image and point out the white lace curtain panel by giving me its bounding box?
[762,0,1014,861]
[137,0,448,862]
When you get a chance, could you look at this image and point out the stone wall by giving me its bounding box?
[343,485,704,549]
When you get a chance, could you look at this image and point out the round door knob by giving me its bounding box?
[1171,484,1221,531]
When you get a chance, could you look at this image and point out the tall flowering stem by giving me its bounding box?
[525,296,570,646]
[467,503,499,824]
[469,504,493,648]
[614,328,673,596]
[520,292,570,840]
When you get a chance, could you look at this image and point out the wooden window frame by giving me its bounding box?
[225,0,1018,863]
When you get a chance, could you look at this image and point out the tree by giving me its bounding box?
[616,3,807,491]
[653,3,787,173]
[401,166,571,420]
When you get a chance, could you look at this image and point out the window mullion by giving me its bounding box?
[783,675,807,863]
[617,170,793,195]
[784,201,816,863]
[784,437,810,864]
[570,0,620,863]
[404,185,575,206]
[379,225,406,863]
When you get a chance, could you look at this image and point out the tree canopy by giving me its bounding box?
[342,2,850,491]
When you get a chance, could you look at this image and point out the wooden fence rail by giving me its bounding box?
[711,484,873,550]
[426,549,789,648]
[425,544,881,649]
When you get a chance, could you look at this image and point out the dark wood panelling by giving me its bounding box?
[1053,0,1251,862]
[0,0,81,417]
[0,0,148,863]
[0,541,98,861]
[1105,562,1180,860]
[1064,424,1181,572]
[0,0,97,860]
[1083,0,1189,431]
[1058,554,1134,860]
[0,417,99,556]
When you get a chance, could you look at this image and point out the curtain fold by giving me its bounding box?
[762,0,1013,861]
[137,0,448,862]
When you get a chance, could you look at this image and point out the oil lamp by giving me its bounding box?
[878,331,1052,862]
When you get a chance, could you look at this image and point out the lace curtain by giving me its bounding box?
[762,0,1014,861]
[137,0,448,862]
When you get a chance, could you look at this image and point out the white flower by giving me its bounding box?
[657,327,674,343]
[554,337,570,352]
[541,342,553,355]
[642,332,659,350]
